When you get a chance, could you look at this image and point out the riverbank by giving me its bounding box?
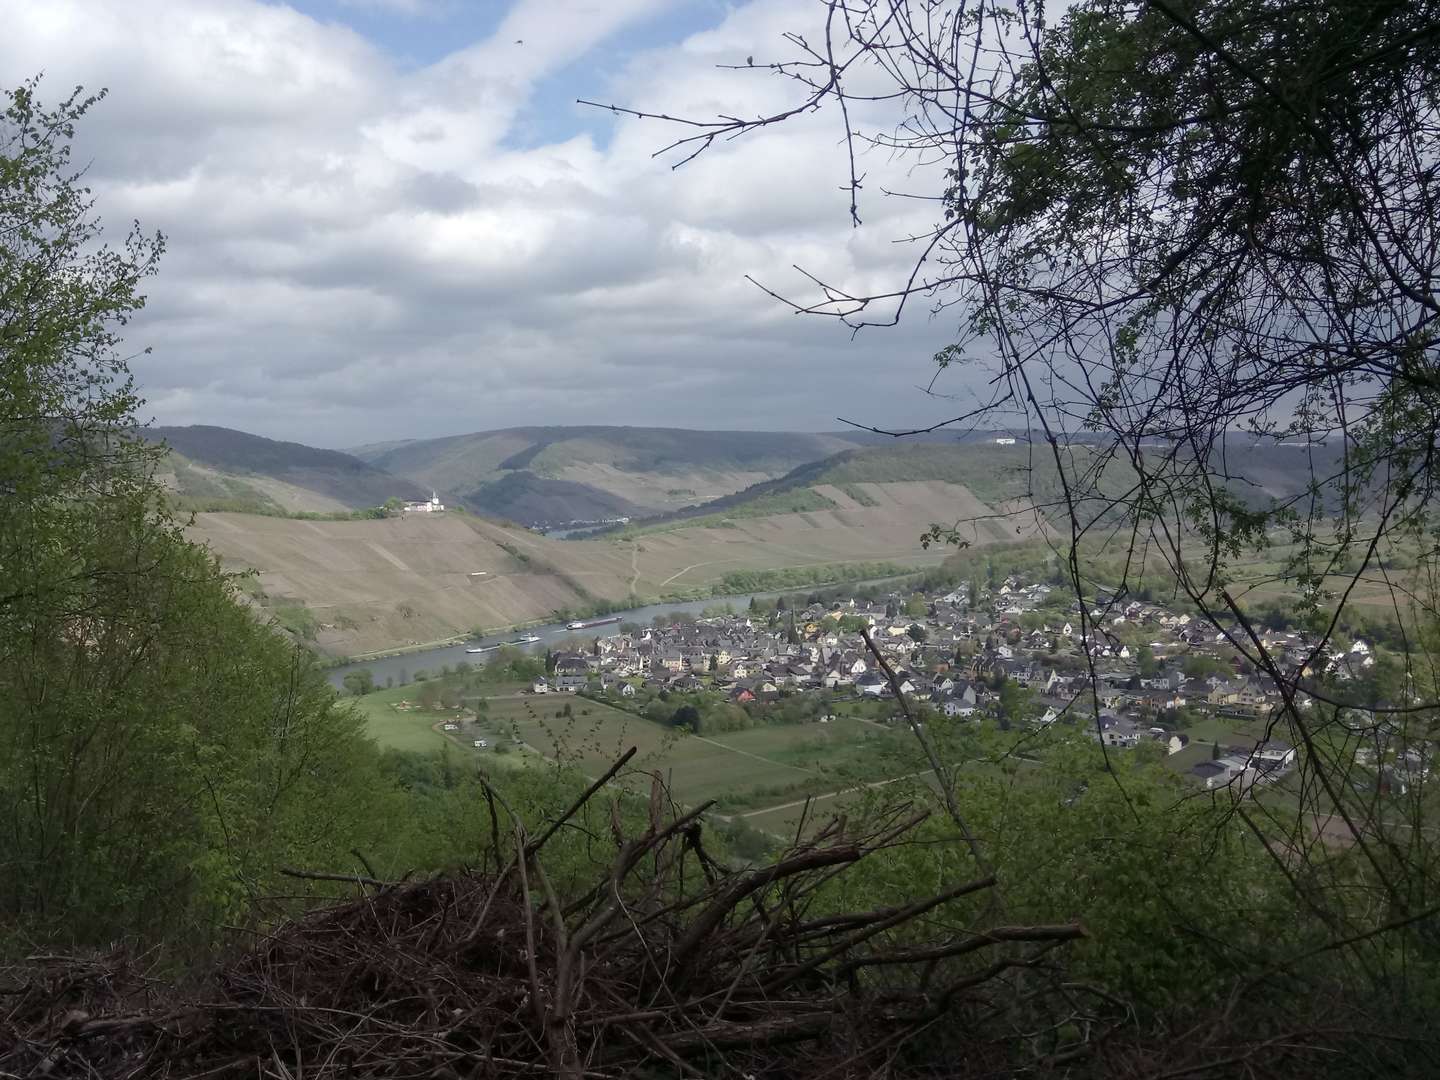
[323,569,944,691]
[320,568,936,670]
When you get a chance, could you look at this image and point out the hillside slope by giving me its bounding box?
[615,442,1075,536]
[180,435,1334,657]
[459,471,644,525]
[618,437,1336,537]
[352,426,869,524]
[186,478,981,656]
[143,425,427,512]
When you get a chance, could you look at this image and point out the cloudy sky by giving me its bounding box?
[3,0,979,448]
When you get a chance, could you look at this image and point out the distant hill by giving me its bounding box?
[460,471,643,526]
[613,442,1067,535]
[146,423,1331,529]
[184,490,961,657]
[612,435,1336,538]
[168,427,1347,657]
[142,425,427,512]
[350,426,872,525]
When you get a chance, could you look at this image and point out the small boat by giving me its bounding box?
[465,647,486,654]
[512,633,542,645]
[566,616,622,631]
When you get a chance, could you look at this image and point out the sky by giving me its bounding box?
[2,0,979,448]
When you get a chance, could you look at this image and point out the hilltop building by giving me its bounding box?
[403,491,445,513]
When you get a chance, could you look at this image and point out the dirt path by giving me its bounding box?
[692,735,816,776]
[657,561,715,588]
[737,771,930,820]
[628,541,641,594]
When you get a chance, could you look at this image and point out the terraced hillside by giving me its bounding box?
[185,435,1325,658]
[351,426,869,524]
[616,441,1078,536]
[185,472,1022,656]
[619,436,1333,539]
[190,513,601,655]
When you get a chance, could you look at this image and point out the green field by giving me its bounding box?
[494,696,913,811]
[354,683,920,826]
[346,683,458,752]
[503,698,813,805]
[347,682,532,762]
[709,717,896,770]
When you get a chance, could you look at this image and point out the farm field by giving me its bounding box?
[347,682,531,765]
[739,769,938,836]
[503,700,815,806]
[707,718,905,781]
[478,693,913,817]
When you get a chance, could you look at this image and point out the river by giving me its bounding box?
[326,592,775,690]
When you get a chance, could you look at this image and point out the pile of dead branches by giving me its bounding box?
[1,753,1086,1078]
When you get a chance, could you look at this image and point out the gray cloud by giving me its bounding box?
[4,0,978,448]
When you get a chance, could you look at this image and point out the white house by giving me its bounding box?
[403,491,445,513]
[1249,740,1297,770]
[553,655,590,692]
[856,672,888,696]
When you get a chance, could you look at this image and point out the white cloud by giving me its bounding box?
[1,0,970,446]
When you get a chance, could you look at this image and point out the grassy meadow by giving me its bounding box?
[351,681,913,829]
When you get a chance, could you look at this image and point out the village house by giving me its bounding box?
[552,655,590,693]
[402,491,445,513]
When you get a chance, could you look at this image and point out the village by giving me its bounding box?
[525,572,1421,798]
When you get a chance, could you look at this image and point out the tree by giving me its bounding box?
[996,680,1031,731]
[618,1,1440,1057]
[0,84,403,947]
[342,670,375,697]
[904,594,928,619]
[1136,646,1159,679]
[907,623,928,643]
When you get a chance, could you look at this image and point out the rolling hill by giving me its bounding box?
[610,442,1077,538]
[142,425,427,513]
[166,428,1339,657]
[606,436,1339,540]
[184,442,1056,657]
[350,426,873,525]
